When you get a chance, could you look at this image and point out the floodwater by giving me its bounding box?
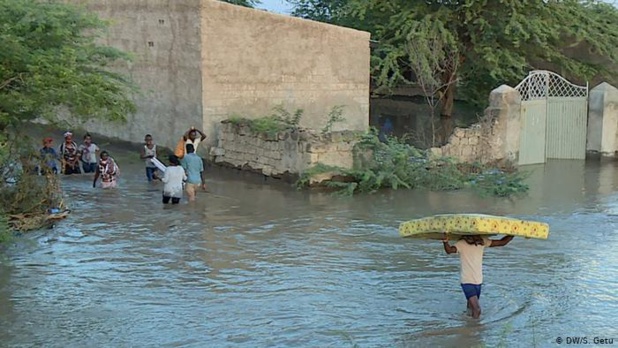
[1,154,618,347]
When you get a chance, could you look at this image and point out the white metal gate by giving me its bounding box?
[515,70,588,165]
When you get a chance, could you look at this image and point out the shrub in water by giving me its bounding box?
[297,129,529,198]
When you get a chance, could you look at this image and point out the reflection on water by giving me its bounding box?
[1,156,618,347]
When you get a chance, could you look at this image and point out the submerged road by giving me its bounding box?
[1,154,618,347]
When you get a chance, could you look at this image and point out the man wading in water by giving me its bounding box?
[442,234,514,319]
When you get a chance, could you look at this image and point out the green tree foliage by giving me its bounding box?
[287,0,347,23]
[0,0,140,238]
[288,0,618,115]
[222,0,261,8]
[0,0,137,130]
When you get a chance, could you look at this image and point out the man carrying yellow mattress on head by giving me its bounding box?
[174,127,207,159]
[441,233,514,319]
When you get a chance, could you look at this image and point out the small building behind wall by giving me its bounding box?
[68,0,371,154]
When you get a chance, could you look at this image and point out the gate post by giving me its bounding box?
[494,85,522,162]
[587,82,618,157]
[481,85,522,163]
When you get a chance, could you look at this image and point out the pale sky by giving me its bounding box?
[257,0,617,16]
[257,0,292,14]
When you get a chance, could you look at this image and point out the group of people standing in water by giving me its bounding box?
[142,127,208,204]
[39,131,118,188]
[37,127,207,204]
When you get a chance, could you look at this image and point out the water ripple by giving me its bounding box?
[1,160,618,347]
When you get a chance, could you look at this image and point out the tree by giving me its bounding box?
[222,0,261,8]
[289,0,618,121]
[287,0,347,23]
[0,0,138,131]
[0,0,139,235]
[403,24,459,146]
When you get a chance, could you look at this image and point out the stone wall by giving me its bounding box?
[65,0,371,156]
[432,81,618,164]
[430,85,521,164]
[430,125,484,162]
[211,121,358,178]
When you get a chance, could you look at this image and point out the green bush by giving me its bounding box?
[321,105,346,135]
[0,132,65,242]
[297,129,529,198]
[227,105,304,136]
[227,105,350,137]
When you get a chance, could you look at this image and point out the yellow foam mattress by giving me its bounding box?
[398,214,549,240]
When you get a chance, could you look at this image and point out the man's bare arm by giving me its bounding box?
[139,147,148,159]
[195,128,207,141]
[489,235,514,247]
[442,233,457,254]
[182,129,191,141]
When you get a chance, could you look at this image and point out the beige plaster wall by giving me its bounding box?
[200,0,371,148]
[66,0,370,155]
[66,0,204,151]
[213,122,358,177]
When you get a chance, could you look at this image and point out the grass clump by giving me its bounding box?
[296,128,529,197]
[227,105,304,137]
[226,105,348,137]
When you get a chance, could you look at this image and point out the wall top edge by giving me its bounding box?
[67,0,371,40]
[201,0,371,39]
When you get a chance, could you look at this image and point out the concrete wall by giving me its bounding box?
[213,122,358,177]
[68,0,204,150]
[430,85,522,164]
[587,82,618,157]
[201,1,371,148]
[67,0,370,155]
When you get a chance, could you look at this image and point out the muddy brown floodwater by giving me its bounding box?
[1,148,618,347]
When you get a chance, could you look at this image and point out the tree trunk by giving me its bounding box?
[440,83,455,120]
[439,70,457,143]
[440,84,455,143]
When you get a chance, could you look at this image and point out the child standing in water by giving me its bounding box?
[161,155,186,204]
[140,134,158,182]
[93,151,119,189]
[39,137,59,174]
[78,133,100,173]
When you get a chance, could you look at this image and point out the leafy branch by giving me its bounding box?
[321,105,346,135]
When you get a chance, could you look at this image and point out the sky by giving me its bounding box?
[256,0,617,16]
[257,0,293,14]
